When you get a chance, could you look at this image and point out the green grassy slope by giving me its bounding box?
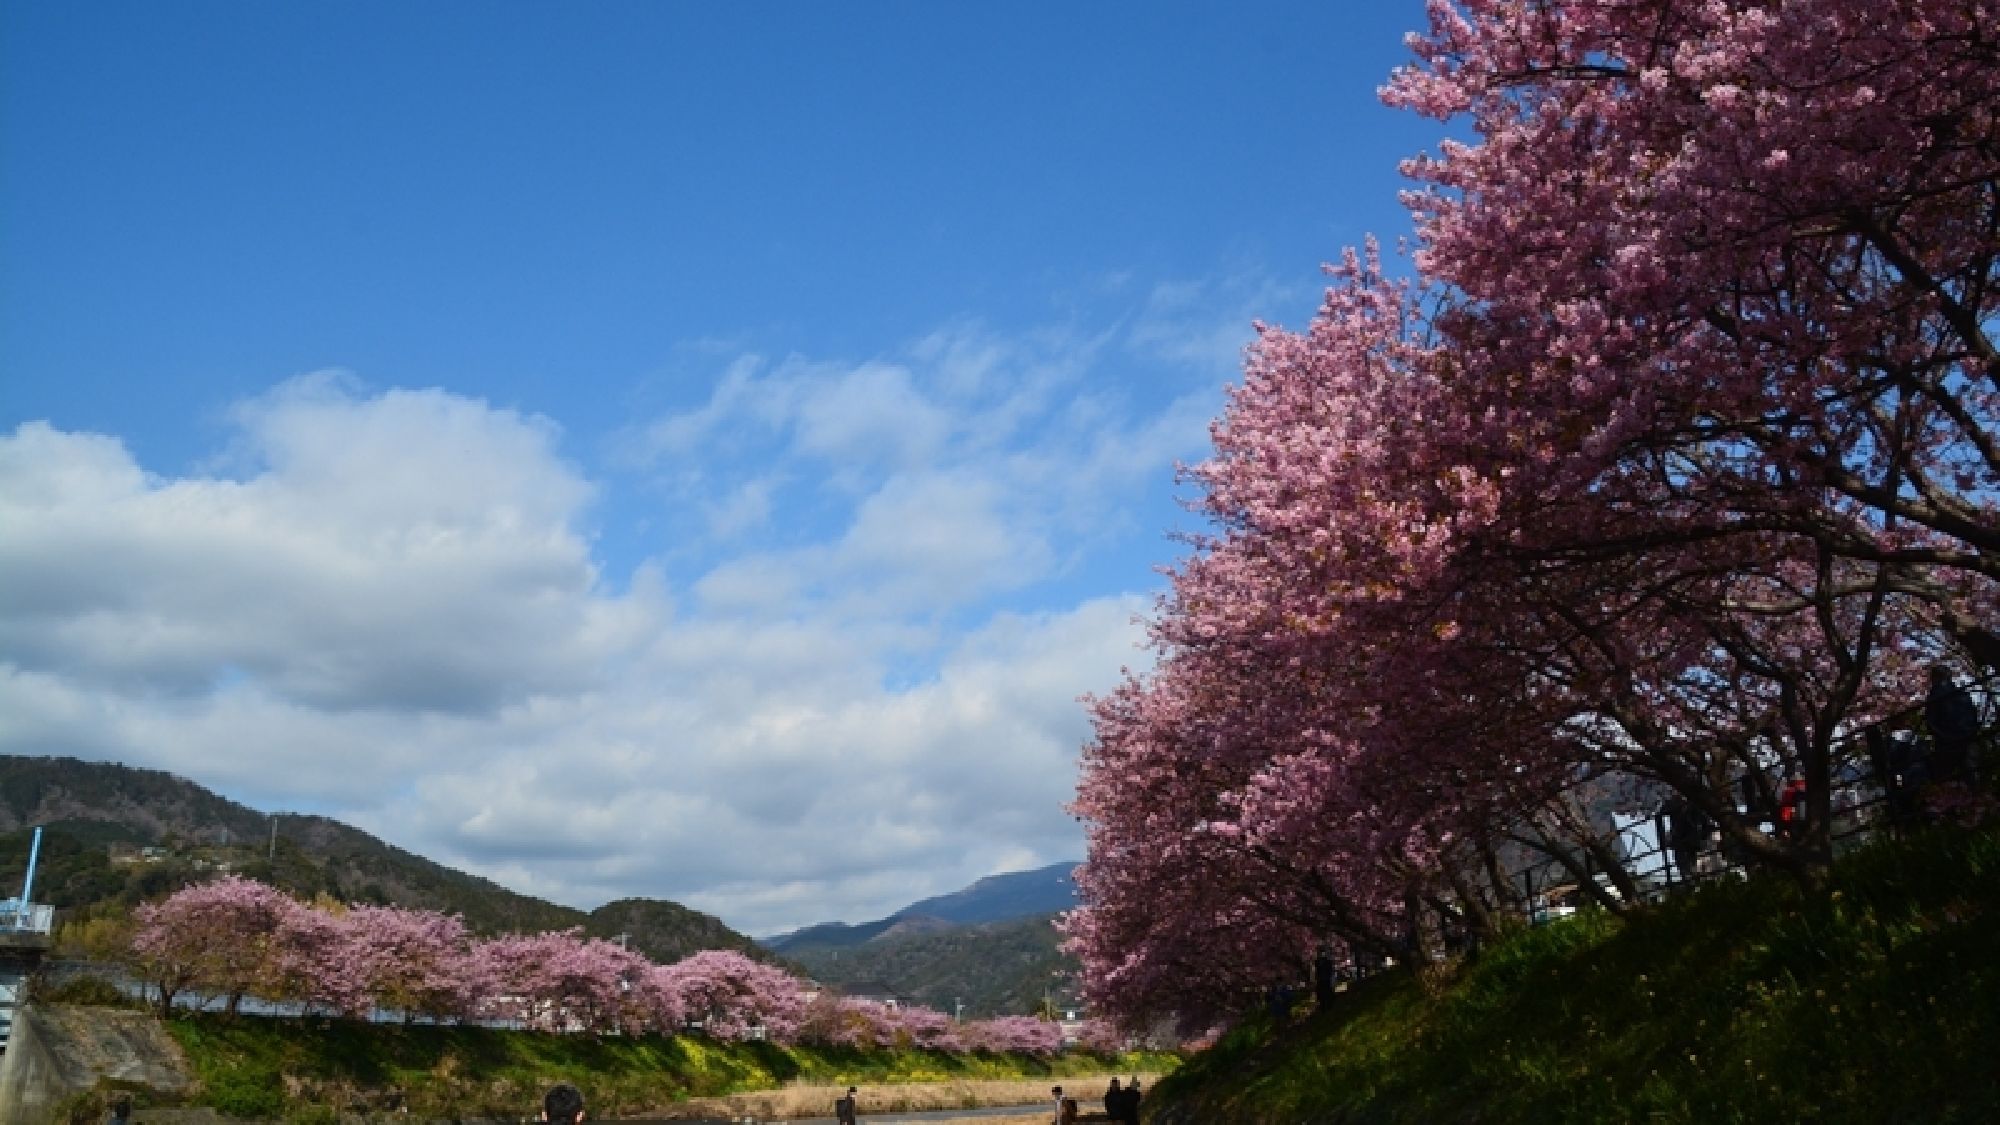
[1149,826,2000,1125]
[144,1016,1174,1122]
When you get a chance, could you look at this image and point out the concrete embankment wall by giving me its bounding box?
[0,1005,193,1125]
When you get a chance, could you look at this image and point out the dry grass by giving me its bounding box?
[638,1074,1161,1121]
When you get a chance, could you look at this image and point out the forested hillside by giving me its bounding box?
[0,755,765,965]
[783,913,1077,1017]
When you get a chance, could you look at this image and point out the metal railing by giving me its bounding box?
[1508,676,1995,922]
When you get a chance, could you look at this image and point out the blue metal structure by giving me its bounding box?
[18,826,39,908]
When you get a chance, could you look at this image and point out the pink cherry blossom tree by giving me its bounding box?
[962,1014,1063,1058]
[131,875,298,1016]
[892,1003,966,1052]
[265,898,370,1017]
[798,995,900,1049]
[470,930,656,1034]
[656,950,807,1044]
[345,905,476,1023]
[1070,0,1998,1033]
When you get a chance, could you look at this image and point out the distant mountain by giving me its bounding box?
[897,862,1081,926]
[0,755,767,966]
[769,917,901,952]
[585,898,766,966]
[766,861,1079,953]
[785,913,1077,1018]
[761,861,1083,1017]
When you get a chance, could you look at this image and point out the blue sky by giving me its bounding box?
[3,1,1437,934]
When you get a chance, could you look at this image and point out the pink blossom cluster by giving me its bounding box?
[796,994,969,1051]
[784,996,1067,1057]
[1069,0,1998,1034]
[129,877,1072,1056]
[959,1014,1065,1057]
[129,878,789,1038]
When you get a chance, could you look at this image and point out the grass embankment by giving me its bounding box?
[158,1017,1174,1122]
[1150,825,2000,1125]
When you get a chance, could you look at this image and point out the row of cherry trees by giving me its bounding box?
[129,876,1071,1055]
[1069,0,1999,1033]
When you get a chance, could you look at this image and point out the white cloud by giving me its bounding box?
[703,476,781,539]
[2,291,1228,936]
[1128,274,1303,373]
[0,380,645,717]
[0,330,1184,928]
[793,361,954,468]
[361,593,1151,931]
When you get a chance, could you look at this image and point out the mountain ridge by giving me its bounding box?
[765,860,1079,953]
[760,861,1083,1017]
[0,755,767,966]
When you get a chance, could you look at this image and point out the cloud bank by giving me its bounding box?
[2,302,1247,935]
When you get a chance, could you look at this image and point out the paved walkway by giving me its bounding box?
[621,1074,1155,1124]
[630,1109,1049,1125]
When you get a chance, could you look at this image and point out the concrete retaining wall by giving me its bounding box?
[0,1006,193,1125]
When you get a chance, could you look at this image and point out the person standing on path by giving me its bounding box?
[834,1085,859,1125]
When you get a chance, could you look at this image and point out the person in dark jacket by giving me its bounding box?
[834,1086,859,1124]
[1926,664,1981,785]
[1659,793,1712,882]
[1314,945,1337,1009]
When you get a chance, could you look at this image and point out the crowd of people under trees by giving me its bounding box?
[121,875,1108,1057]
[1066,0,2000,1037]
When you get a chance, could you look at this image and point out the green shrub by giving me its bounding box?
[281,1103,341,1125]
[204,1066,286,1119]
[34,974,146,1009]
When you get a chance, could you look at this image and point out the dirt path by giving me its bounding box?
[624,1074,1159,1122]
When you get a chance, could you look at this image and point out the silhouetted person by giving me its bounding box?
[1123,1078,1143,1124]
[1927,665,1980,785]
[1266,981,1294,1023]
[541,1084,585,1125]
[1776,776,1808,842]
[1658,793,1710,882]
[1103,1078,1123,1121]
[1739,771,1774,832]
[834,1086,858,1125]
[1314,945,1336,1009]
[1867,727,1925,828]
